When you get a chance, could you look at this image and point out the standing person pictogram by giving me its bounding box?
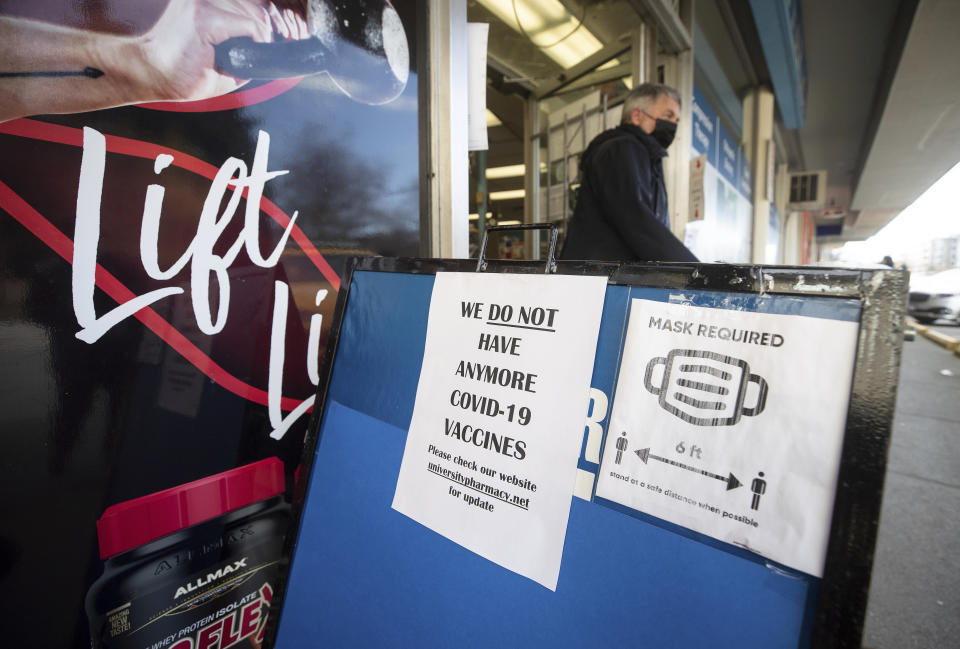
[615,432,628,464]
[750,472,766,510]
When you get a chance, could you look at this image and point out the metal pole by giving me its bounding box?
[545,117,552,223]
[476,149,487,256]
[604,92,609,130]
[562,115,569,223]
[581,104,587,154]
[524,97,542,259]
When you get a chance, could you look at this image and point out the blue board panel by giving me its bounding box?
[717,124,739,188]
[278,399,812,649]
[691,84,718,165]
[276,270,861,649]
[740,156,754,201]
[576,285,629,475]
[327,270,433,430]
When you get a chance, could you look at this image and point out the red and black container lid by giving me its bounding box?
[95,457,285,559]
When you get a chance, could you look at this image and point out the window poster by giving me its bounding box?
[0,2,420,646]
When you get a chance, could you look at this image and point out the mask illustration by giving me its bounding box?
[643,349,768,426]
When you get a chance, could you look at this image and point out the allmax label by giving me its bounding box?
[174,559,248,599]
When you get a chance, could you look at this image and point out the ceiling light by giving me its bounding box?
[486,109,502,127]
[477,0,603,69]
[490,189,526,200]
[469,212,494,220]
[487,164,525,179]
[485,163,549,179]
[497,220,523,226]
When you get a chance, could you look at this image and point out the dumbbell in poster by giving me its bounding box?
[0,2,418,647]
[595,296,860,577]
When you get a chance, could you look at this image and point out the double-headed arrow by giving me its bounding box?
[635,447,741,491]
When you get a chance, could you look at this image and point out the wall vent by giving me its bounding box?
[788,170,827,209]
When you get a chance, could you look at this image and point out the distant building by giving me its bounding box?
[930,237,959,271]
[903,236,959,272]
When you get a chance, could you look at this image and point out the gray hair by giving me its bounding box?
[620,83,681,124]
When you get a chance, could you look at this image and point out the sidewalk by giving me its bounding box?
[861,325,960,649]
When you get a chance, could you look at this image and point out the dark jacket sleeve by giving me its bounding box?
[589,137,698,262]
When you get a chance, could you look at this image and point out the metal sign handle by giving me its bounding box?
[476,223,559,274]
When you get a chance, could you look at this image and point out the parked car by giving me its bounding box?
[908,268,960,324]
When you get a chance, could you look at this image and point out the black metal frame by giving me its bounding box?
[476,223,560,273]
[272,253,907,649]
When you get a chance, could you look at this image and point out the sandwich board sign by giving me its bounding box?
[271,255,905,649]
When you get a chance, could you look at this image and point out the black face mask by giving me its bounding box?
[651,118,677,149]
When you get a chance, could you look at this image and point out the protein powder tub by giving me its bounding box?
[86,457,290,649]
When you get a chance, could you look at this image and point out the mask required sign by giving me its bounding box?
[595,297,860,577]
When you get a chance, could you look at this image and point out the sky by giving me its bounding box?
[835,160,960,265]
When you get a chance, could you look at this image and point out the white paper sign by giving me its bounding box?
[467,23,489,151]
[689,153,706,221]
[392,272,606,590]
[595,298,859,576]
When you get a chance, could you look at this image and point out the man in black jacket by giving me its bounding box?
[560,83,698,262]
